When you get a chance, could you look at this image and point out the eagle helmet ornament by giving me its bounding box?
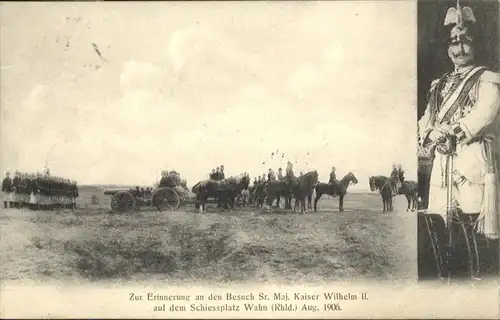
[444,0,476,45]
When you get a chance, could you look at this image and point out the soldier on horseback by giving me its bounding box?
[220,165,225,180]
[328,166,337,185]
[397,164,405,182]
[268,168,276,182]
[390,163,400,197]
[277,168,284,181]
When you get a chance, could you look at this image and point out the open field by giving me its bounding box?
[1,192,416,284]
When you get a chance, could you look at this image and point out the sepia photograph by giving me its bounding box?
[417,0,500,283]
[0,1,498,319]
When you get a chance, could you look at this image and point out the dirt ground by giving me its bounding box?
[0,192,416,284]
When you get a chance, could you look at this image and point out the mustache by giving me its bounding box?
[452,53,472,58]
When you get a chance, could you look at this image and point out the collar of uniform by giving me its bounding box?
[453,64,475,75]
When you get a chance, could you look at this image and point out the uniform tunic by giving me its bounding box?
[328,171,337,184]
[2,177,13,202]
[418,66,500,239]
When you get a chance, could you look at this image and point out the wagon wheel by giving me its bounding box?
[151,187,180,212]
[110,191,136,213]
[423,213,477,281]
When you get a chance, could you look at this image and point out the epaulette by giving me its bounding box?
[480,70,500,84]
[430,79,440,91]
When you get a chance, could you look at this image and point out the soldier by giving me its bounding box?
[277,168,284,181]
[2,171,13,209]
[268,168,276,182]
[209,169,215,180]
[418,1,500,280]
[215,167,221,180]
[12,171,21,208]
[390,163,399,197]
[397,164,405,183]
[286,161,294,179]
[219,165,225,180]
[328,166,337,185]
[261,173,266,183]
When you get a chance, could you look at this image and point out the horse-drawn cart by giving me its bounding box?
[104,186,193,213]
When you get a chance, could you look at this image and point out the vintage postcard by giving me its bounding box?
[0,0,498,319]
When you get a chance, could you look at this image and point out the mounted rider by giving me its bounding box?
[328,166,337,185]
[285,161,295,191]
[268,168,276,182]
[277,168,284,181]
[397,164,405,182]
[390,163,400,197]
[219,165,225,180]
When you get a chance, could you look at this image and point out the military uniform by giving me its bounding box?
[418,15,500,240]
[328,168,337,185]
[2,173,13,208]
[390,166,399,197]
[277,169,284,181]
[418,2,500,280]
[268,169,276,182]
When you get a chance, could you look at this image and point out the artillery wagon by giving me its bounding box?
[104,186,195,213]
[104,186,250,213]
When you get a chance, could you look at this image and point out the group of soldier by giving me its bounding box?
[1,169,79,210]
[208,165,226,181]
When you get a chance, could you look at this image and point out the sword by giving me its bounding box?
[442,134,458,283]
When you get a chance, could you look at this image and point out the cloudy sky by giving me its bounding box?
[1,1,416,189]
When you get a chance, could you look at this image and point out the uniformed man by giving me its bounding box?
[285,161,294,180]
[328,166,337,185]
[215,167,221,180]
[220,165,225,180]
[277,168,284,181]
[209,169,216,180]
[2,171,13,209]
[397,164,405,183]
[268,168,276,182]
[418,1,500,279]
[390,163,399,197]
[12,171,21,208]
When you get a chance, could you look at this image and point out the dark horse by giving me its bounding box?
[263,171,319,214]
[369,175,393,212]
[398,180,418,212]
[192,173,250,213]
[263,180,290,210]
[313,172,358,212]
[293,170,319,214]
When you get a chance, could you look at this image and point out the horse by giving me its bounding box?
[398,180,418,212]
[192,173,250,213]
[369,175,393,212]
[250,183,267,208]
[237,189,250,207]
[292,170,319,214]
[313,172,358,212]
[263,179,291,210]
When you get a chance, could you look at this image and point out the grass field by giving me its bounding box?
[0,191,416,284]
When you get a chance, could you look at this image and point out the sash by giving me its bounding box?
[436,66,487,124]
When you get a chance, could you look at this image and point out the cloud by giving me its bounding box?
[119,61,164,93]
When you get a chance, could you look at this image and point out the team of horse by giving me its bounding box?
[368,175,418,212]
[189,170,416,214]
